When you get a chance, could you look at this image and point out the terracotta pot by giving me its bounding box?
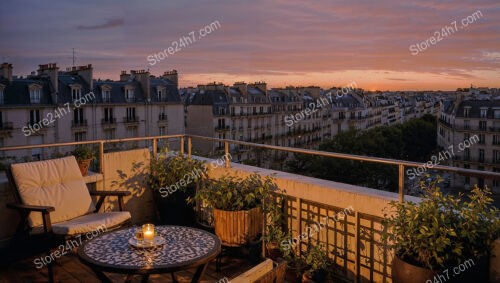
[77,159,92,176]
[392,255,489,283]
[213,207,262,246]
[266,242,283,261]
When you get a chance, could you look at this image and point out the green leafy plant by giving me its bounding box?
[190,173,279,211]
[304,244,330,277]
[383,178,500,270]
[71,146,95,161]
[148,153,208,193]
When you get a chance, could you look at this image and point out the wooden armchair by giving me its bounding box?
[5,156,132,282]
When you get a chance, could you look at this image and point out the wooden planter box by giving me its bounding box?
[213,207,262,246]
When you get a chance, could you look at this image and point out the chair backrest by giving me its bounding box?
[10,156,95,228]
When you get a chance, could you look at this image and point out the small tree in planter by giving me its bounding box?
[148,153,208,226]
[190,173,280,246]
[72,146,95,176]
[383,179,500,283]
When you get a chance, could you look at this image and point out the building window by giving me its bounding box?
[104,107,114,122]
[157,89,164,101]
[480,109,487,118]
[464,120,470,130]
[494,150,500,164]
[495,110,500,119]
[126,107,136,121]
[30,88,41,103]
[494,135,500,145]
[29,109,41,125]
[74,131,86,142]
[479,121,487,131]
[0,88,4,104]
[464,148,470,161]
[73,108,84,124]
[102,90,111,102]
[464,108,470,117]
[479,149,485,162]
[126,88,135,102]
[127,127,138,138]
[72,88,81,101]
[478,134,485,144]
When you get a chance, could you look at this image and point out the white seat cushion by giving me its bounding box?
[32,211,131,235]
[11,156,95,228]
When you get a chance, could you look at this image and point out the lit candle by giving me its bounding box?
[142,224,155,245]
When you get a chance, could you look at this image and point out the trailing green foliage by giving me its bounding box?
[148,153,208,192]
[71,146,95,161]
[383,179,500,270]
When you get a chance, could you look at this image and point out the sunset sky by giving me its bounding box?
[1,0,499,90]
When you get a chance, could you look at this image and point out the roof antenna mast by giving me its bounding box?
[72,48,75,67]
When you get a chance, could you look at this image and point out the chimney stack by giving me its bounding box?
[65,64,93,91]
[162,70,178,86]
[37,63,58,94]
[233,82,248,96]
[120,70,130,81]
[0,63,13,82]
[130,69,150,99]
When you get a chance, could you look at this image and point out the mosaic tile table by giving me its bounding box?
[78,225,221,283]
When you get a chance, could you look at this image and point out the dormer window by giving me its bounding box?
[100,85,112,102]
[464,107,471,117]
[125,86,135,102]
[157,86,166,101]
[70,84,82,101]
[28,84,42,103]
[480,108,487,118]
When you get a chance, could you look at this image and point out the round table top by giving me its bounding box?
[78,225,221,274]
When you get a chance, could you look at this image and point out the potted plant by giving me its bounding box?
[282,243,308,283]
[72,146,95,176]
[383,179,500,283]
[190,173,279,246]
[148,152,208,226]
[263,190,288,260]
[302,244,330,283]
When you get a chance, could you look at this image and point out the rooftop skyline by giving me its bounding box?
[1,0,499,91]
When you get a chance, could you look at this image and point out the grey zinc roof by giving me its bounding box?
[1,78,53,106]
[57,75,93,104]
[150,78,181,103]
[93,81,145,103]
[455,100,500,118]
[188,89,228,105]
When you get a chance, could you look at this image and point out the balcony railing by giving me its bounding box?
[0,122,13,130]
[123,116,139,123]
[71,119,88,128]
[1,135,500,282]
[158,114,168,121]
[101,118,116,125]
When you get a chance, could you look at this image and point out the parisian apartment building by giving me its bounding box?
[438,87,500,192]
[184,81,440,163]
[0,63,183,161]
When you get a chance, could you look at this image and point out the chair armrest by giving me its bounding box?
[89,190,131,197]
[90,190,130,212]
[6,203,55,213]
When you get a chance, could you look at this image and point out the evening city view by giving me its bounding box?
[0,1,499,283]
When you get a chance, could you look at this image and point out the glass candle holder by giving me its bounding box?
[142,224,155,245]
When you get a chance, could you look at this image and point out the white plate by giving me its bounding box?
[128,236,166,248]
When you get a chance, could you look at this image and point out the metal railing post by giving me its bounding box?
[99,141,104,174]
[398,164,404,202]
[180,136,185,155]
[188,136,192,158]
[224,141,230,168]
[152,138,157,158]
